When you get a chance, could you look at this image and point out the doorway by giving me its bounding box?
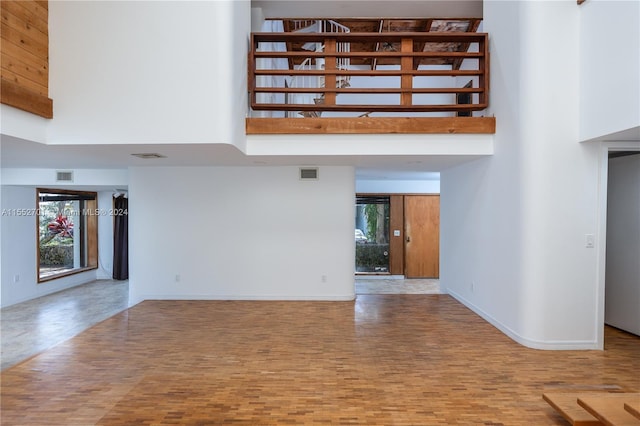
[596,142,640,348]
[604,151,640,337]
[355,194,440,278]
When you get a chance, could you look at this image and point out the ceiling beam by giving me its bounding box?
[452,19,481,71]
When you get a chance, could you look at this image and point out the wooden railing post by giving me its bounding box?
[324,38,337,106]
[400,38,413,106]
[478,35,488,107]
[248,35,256,109]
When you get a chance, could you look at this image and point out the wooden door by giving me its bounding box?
[404,195,439,278]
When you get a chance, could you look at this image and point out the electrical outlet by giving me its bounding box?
[471,281,475,292]
[585,234,595,248]
[321,275,327,283]
[13,274,20,283]
[175,274,181,282]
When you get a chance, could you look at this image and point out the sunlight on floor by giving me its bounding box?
[355,276,441,294]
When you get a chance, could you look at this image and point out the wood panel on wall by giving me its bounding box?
[246,117,496,135]
[388,195,404,275]
[404,195,440,278]
[0,0,52,118]
[86,199,99,269]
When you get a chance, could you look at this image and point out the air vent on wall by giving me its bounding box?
[56,170,74,182]
[299,167,319,180]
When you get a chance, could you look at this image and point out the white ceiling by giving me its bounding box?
[5,125,638,180]
[252,0,483,19]
[2,134,487,180]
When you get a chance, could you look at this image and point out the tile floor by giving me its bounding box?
[0,277,436,371]
[1,279,130,370]
[355,276,441,294]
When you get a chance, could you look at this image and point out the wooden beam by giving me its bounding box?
[254,51,484,59]
[414,19,433,65]
[254,87,484,95]
[246,117,496,134]
[254,68,483,77]
[253,32,487,44]
[252,102,487,113]
[0,77,52,118]
[452,19,482,71]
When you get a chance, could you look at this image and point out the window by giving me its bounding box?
[355,195,390,273]
[37,189,98,282]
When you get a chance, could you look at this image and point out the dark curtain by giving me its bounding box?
[112,195,129,280]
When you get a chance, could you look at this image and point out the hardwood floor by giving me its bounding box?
[1,295,638,425]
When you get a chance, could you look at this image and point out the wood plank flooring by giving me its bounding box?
[1,295,638,425]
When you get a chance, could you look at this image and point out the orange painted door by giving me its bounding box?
[404,195,439,278]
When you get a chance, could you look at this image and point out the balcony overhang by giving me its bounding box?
[246,116,495,134]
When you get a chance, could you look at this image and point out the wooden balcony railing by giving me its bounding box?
[249,32,489,116]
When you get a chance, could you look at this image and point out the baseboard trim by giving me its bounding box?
[447,289,600,351]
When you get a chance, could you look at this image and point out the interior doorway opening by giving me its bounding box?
[604,151,640,340]
[596,143,640,350]
[355,194,440,278]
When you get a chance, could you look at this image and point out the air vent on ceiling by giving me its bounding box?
[56,170,74,182]
[299,167,319,180]
[131,153,167,159]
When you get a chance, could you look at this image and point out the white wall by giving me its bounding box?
[441,0,527,347]
[1,186,100,307]
[605,154,640,335]
[246,133,493,157]
[442,1,604,350]
[128,166,355,303]
[356,179,440,194]
[0,165,119,306]
[1,168,128,188]
[579,0,640,142]
[0,105,49,144]
[229,1,251,151]
[47,0,248,148]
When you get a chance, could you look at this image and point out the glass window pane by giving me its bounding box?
[355,196,390,273]
[37,189,98,282]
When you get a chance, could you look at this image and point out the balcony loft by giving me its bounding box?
[247,19,495,135]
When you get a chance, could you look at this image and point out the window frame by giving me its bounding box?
[36,188,99,283]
